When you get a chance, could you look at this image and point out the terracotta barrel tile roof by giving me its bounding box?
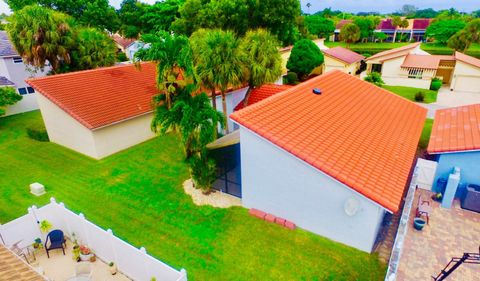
[234,84,292,111]
[323,47,365,64]
[455,51,480,69]
[428,104,480,154]
[401,54,455,70]
[0,244,45,281]
[111,34,135,49]
[366,42,421,61]
[231,71,427,212]
[27,63,158,130]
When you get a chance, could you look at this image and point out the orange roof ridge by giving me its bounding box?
[231,70,427,212]
[366,42,421,61]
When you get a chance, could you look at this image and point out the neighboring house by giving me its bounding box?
[365,43,480,91]
[280,38,329,73]
[27,62,246,159]
[111,33,135,54]
[230,70,426,252]
[233,84,292,111]
[331,19,353,42]
[126,41,145,60]
[0,31,49,116]
[428,104,480,206]
[322,47,365,75]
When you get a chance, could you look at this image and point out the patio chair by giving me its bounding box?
[44,229,66,258]
[75,262,93,278]
[416,196,432,224]
[9,240,29,263]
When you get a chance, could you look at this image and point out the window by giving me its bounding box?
[27,87,35,94]
[408,69,424,79]
[18,87,27,95]
[371,64,382,73]
[12,57,23,64]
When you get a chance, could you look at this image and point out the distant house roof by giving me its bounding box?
[413,19,431,30]
[401,54,454,70]
[366,42,421,61]
[0,31,19,57]
[455,51,480,69]
[27,63,158,130]
[428,104,480,154]
[234,84,292,111]
[335,19,352,30]
[231,70,427,213]
[377,19,396,30]
[0,76,15,86]
[0,244,46,281]
[323,47,365,64]
[112,34,135,49]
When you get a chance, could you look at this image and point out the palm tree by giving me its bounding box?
[340,23,361,48]
[6,5,74,73]
[391,16,402,43]
[135,31,194,109]
[240,29,282,106]
[190,29,244,134]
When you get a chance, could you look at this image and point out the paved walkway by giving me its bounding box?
[417,87,480,119]
[397,189,480,281]
[416,103,447,119]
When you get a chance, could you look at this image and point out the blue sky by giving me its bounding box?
[0,0,477,14]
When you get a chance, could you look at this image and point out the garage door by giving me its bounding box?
[454,76,480,93]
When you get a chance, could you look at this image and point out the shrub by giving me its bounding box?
[286,39,324,80]
[430,78,442,91]
[364,72,385,87]
[116,52,128,62]
[189,153,217,193]
[283,72,299,85]
[414,91,425,102]
[26,126,49,142]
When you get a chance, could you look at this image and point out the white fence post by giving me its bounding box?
[140,247,150,280]
[28,206,43,241]
[59,202,72,239]
[178,269,187,281]
[107,229,118,266]
[78,213,90,246]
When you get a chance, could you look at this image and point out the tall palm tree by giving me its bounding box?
[391,16,402,43]
[135,31,194,109]
[6,5,74,73]
[190,29,244,133]
[240,29,282,106]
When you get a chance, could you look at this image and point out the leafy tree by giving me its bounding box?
[140,0,184,34]
[135,31,194,109]
[354,17,378,42]
[364,72,384,87]
[240,29,282,106]
[426,20,466,44]
[118,0,148,38]
[473,10,480,18]
[414,8,439,18]
[171,0,205,36]
[448,19,480,52]
[6,5,75,73]
[391,16,403,42]
[374,32,387,42]
[304,15,335,38]
[68,28,116,71]
[400,4,417,17]
[339,23,360,47]
[0,87,22,116]
[189,29,243,133]
[436,8,461,21]
[286,39,323,80]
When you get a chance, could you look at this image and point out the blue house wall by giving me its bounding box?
[433,151,480,198]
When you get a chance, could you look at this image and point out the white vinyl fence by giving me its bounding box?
[0,198,187,281]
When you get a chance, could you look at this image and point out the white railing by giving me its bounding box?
[0,198,187,281]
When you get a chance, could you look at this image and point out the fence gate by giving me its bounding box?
[415,158,438,190]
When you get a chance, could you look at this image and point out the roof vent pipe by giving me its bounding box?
[312,88,322,95]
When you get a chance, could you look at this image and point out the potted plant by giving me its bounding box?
[413,217,426,231]
[39,220,52,233]
[431,192,443,202]
[109,262,117,275]
[79,245,93,261]
[33,238,42,249]
[89,254,96,262]
[72,245,81,262]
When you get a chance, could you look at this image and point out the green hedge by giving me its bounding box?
[26,126,49,142]
[430,78,442,91]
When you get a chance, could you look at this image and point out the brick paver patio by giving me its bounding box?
[397,189,480,280]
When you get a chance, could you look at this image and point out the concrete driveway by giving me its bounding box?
[435,86,480,107]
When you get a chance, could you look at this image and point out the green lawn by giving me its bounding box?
[324,42,480,58]
[419,119,434,150]
[0,111,386,281]
[382,85,438,104]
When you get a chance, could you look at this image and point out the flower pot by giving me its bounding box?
[80,253,92,261]
[109,264,117,275]
[413,217,426,231]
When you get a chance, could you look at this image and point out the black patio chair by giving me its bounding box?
[44,229,66,258]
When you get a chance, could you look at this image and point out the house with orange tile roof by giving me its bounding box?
[27,62,248,159]
[233,84,292,111]
[230,70,426,252]
[428,104,480,209]
[365,44,480,92]
[322,46,365,75]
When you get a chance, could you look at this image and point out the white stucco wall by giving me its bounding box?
[451,61,480,93]
[92,113,156,159]
[239,126,386,252]
[37,94,98,158]
[324,56,359,75]
[2,56,50,116]
[380,56,432,89]
[213,87,248,131]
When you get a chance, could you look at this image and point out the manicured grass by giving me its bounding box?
[0,111,386,280]
[325,42,480,58]
[419,119,434,150]
[382,85,438,104]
